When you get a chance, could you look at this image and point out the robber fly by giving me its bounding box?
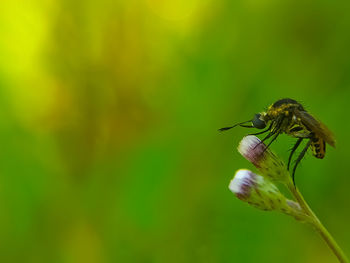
[219,98,336,182]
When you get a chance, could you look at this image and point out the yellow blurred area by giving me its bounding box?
[0,2,56,129]
[146,0,209,31]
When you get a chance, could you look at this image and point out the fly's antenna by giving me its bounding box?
[218,120,252,132]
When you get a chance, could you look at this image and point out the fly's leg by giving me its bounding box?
[254,117,284,149]
[248,122,273,136]
[248,129,269,136]
[254,131,275,149]
[263,132,280,152]
[292,140,312,185]
[287,138,303,170]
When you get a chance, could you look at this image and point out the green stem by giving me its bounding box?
[287,181,349,263]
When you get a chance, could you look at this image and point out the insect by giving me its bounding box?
[219,98,336,183]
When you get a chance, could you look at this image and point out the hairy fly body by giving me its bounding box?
[220,98,336,183]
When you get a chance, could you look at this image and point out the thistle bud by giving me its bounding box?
[229,169,307,221]
[238,136,288,182]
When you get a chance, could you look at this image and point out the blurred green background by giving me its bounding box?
[0,0,349,262]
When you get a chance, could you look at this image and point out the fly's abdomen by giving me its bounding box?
[311,137,326,159]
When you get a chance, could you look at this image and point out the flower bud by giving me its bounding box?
[229,169,307,221]
[238,136,288,182]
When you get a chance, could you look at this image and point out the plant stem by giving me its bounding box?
[287,181,349,263]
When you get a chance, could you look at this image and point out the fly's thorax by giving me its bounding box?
[266,102,302,119]
[258,111,271,124]
[272,118,290,134]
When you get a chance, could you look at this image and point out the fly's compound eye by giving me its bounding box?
[252,113,266,129]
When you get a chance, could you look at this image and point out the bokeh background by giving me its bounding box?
[0,0,349,262]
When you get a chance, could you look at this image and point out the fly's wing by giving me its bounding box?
[295,111,336,147]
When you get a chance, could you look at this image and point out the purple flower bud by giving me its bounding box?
[229,169,257,200]
[229,169,281,211]
[237,136,266,167]
[231,137,309,221]
[229,169,307,220]
[237,136,288,182]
